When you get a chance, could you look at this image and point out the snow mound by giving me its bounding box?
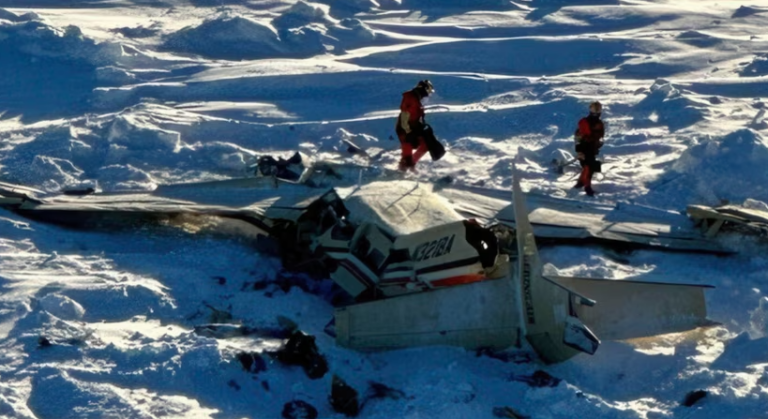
[675,30,721,47]
[402,0,514,8]
[0,8,39,23]
[96,164,157,191]
[110,25,159,39]
[0,20,122,121]
[272,1,337,31]
[328,18,378,48]
[28,369,215,419]
[107,114,184,153]
[320,128,382,153]
[31,156,84,192]
[0,21,120,66]
[315,0,380,16]
[672,129,768,203]
[740,53,768,77]
[711,333,768,371]
[732,5,768,18]
[0,8,17,21]
[185,141,256,172]
[632,79,705,131]
[38,294,85,321]
[96,66,137,85]
[162,15,328,60]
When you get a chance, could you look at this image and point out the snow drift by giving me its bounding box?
[161,15,328,61]
[672,129,768,204]
[0,19,122,121]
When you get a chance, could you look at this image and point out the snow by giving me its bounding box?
[1,1,768,418]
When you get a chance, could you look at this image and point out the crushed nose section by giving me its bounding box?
[318,218,507,301]
[314,222,393,300]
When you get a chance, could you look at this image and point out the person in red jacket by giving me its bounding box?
[574,101,605,196]
[395,80,434,171]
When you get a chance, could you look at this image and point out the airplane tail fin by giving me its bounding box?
[512,159,600,363]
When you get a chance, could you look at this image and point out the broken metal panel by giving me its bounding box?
[716,206,768,224]
[551,276,712,341]
[436,184,727,254]
[153,177,336,220]
[334,276,522,351]
[688,204,768,237]
[339,181,463,236]
[0,181,45,200]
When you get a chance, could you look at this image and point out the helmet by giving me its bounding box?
[589,101,603,115]
[416,79,435,96]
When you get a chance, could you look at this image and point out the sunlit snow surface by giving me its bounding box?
[1,1,768,418]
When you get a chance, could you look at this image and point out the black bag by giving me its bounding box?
[422,124,446,161]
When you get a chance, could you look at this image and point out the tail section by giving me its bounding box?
[512,161,600,363]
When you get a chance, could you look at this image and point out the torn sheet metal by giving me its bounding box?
[436,185,727,253]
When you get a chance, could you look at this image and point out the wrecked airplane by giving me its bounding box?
[329,164,715,363]
[0,156,721,363]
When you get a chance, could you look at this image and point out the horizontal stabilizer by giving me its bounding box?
[549,276,714,341]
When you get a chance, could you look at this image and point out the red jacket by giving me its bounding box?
[578,115,604,142]
[400,90,424,125]
[576,115,605,154]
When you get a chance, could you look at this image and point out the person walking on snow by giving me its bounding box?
[574,101,605,196]
[395,80,435,171]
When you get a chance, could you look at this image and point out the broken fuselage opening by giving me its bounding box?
[314,217,512,302]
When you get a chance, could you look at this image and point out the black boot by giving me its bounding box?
[398,155,414,172]
[585,186,595,196]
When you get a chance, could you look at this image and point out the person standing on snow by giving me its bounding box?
[395,80,435,171]
[574,101,605,196]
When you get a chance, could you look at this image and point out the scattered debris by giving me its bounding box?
[365,381,407,402]
[282,400,318,419]
[204,302,233,323]
[330,375,360,417]
[272,330,329,379]
[682,390,707,407]
[256,272,315,294]
[38,336,52,348]
[227,379,241,391]
[236,352,267,374]
[493,406,530,419]
[253,152,305,181]
[510,370,561,388]
[277,315,299,333]
[62,187,96,196]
